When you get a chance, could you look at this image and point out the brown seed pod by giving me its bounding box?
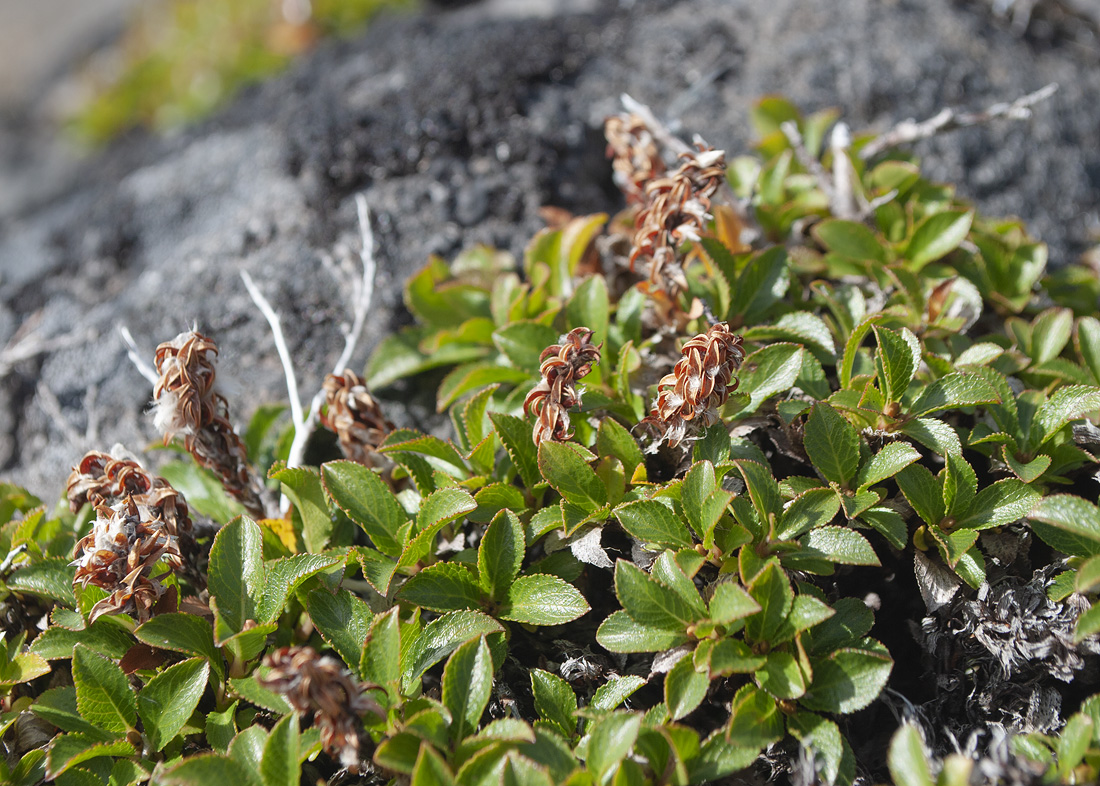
[641,322,745,450]
[152,330,265,519]
[260,645,382,772]
[523,327,602,446]
[320,370,394,465]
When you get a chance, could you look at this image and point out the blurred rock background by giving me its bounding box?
[0,0,1098,502]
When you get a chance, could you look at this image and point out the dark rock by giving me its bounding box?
[1,0,1099,500]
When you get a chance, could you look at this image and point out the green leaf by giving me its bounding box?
[955,479,1039,530]
[6,557,76,606]
[257,553,342,624]
[321,461,406,557]
[0,647,47,688]
[500,574,590,626]
[31,687,107,736]
[803,403,860,487]
[596,610,690,653]
[443,637,494,740]
[665,653,709,720]
[208,517,264,636]
[400,488,478,568]
[941,453,977,520]
[538,442,606,512]
[206,701,238,754]
[479,509,525,602]
[1077,555,1100,594]
[807,598,875,655]
[707,581,761,625]
[726,683,783,748]
[888,724,934,786]
[530,670,577,737]
[801,639,893,714]
[270,466,333,553]
[596,418,644,481]
[896,464,945,527]
[437,363,531,411]
[260,712,299,786]
[905,209,973,270]
[788,713,845,786]
[744,563,794,645]
[30,620,132,662]
[134,614,221,676]
[158,754,254,786]
[585,712,641,782]
[859,506,909,550]
[1074,603,1100,643]
[873,326,918,403]
[1030,385,1100,450]
[777,488,840,540]
[814,219,888,263]
[1029,495,1100,557]
[228,676,292,715]
[590,676,647,714]
[614,499,694,550]
[857,442,921,490]
[307,589,374,671]
[756,651,806,700]
[412,745,455,786]
[46,735,135,781]
[729,247,791,323]
[138,658,209,752]
[71,645,136,734]
[682,461,734,543]
[493,322,561,373]
[735,344,804,414]
[614,560,702,630]
[708,639,766,676]
[402,610,504,694]
[566,275,610,348]
[909,372,1001,416]
[159,461,242,523]
[361,607,401,687]
[800,529,875,567]
[490,412,540,490]
[734,459,783,521]
[398,563,482,613]
[900,417,962,456]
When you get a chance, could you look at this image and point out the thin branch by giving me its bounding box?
[620,93,692,158]
[118,325,160,385]
[285,194,377,472]
[0,325,96,378]
[242,271,305,430]
[860,83,1059,160]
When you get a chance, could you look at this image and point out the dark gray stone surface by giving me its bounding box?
[1,0,1098,501]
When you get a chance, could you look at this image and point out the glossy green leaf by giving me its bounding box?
[270,466,332,553]
[1030,385,1100,450]
[614,499,694,550]
[306,588,374,671]
[857,442,921,491]
[135,614,221,675]
[530,669,577,737]
[887,724,934,786]
[257,553,342,624]
[596,610,690,653]
[909,372,1000,417]
[490,412,541,490]
[905,209,973,270]
[801,639,893,715]
[443,637,494,740]
[803,403,859,487]
[401,610,504,693]
[493,322,561,373]
[260,712,300,786]
[814,219,888,263]
[138,658,209,751]
[585,712,641,781]
[799,527,879,567]
[479,509,525,602]
[500,574,590,626]
[321,461,406,557]
[538,441,606,513]
[665,653,709,720]
[208,516,264,636]
[744,562,794,645]
[614,560,702,631]
[399,562,483,613]
[756,650,806,700]
[71,646,136,734]
[1029,494,1100,557]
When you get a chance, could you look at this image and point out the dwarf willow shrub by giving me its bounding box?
[3,96,1100,786]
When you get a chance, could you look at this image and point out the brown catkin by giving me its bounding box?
[523,327,602,446]
[641,322,745,450]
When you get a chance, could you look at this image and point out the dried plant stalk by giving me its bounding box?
[605,112,666,205]
[152,330,266,519]
[641,322,745,450]
[524,327,602,446]
[70,472,188,624]
[260,646,382,772]
[320,370,394,465]
[629,141,726,298]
